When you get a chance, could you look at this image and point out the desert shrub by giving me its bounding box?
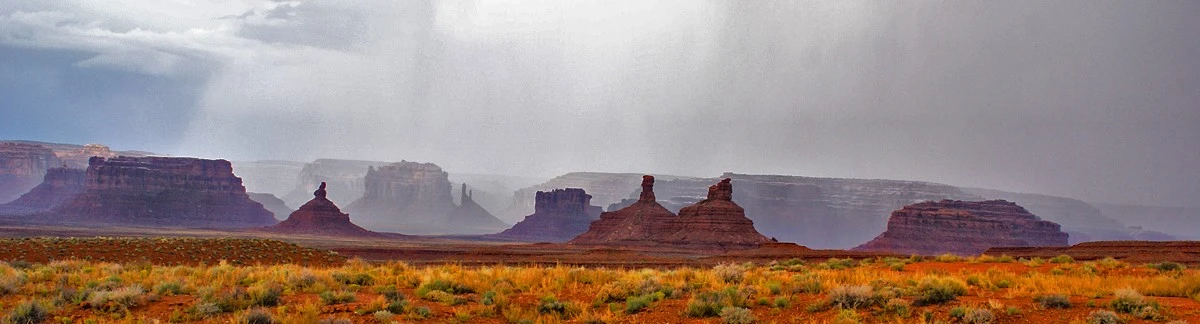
[289,271,317,289]
[685,288,750,318]
[192,302,222,318]
[1035,294,1072,309]
[713,263,745,283]
[373,310,394,323]
[884,298,911,318]
[914,277,967,305]
[0,274,23,295]
[1151,262,1186,272]
[248,284,283,307]
[719,307,755,324]
[423,290,465,305]
[818,258,857,270]
[624,295,655,314]
[1110,288,1151,313]
[827,285,879,309]
[375,285,405,303]
[537,295,567,314]
[1087,310,1124,324]
[1050,254,1076,264]
[772,296,790,308]
[332,272,374,286]
[319,290,356,305]
[963,308,995,324]
[318,318,352,324]
[155,281,185,295]
[769,258,807,271]
[87,285,146,312]
[790,273,824,294]
[481,290,498,306]
[417,279,473,297]
[412,306,433,319]
[6,300,48,324]
[935,254,963,262]
[241,308,275,324]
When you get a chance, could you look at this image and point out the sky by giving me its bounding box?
[1,1,1198,208]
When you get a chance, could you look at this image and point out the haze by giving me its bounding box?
[1,1,1197,208]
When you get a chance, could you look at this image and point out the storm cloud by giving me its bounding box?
[1,1,1197,208]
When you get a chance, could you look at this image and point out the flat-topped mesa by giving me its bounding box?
[50,156,277,228]
[270,182,377,237]
[0,142,61,203]
[446,184,510,234]
[345,160,458,234]
[659,178,772,247]
[492,188,603,242]
[569,175,677,245]
[0,166,85,214]
[853,199,1069,256]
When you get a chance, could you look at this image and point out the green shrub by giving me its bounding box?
[685,288,749,318]
[481,290,497,306]
[1087,310,1123,324]
[1035,294,1072,309]
[791,274,823,294]
[772,296,790,309]
[87,285,146,312]
[318,290,356,305]
[1150,262,1186,272]
[818,258,857,270]
[375,285,405,303]
[422,290,464,306]
[155,281,185,295]
[417,279,473,297]
[719,306,755,324]
[884,298,911,318]
[949,306,967,320]
[1050,255,1075,264]
[6,300,48,324]
[963,308,995,324]
[827,285,878,309]
[373,310,394,323]
[625,295,653,314]
[411,306,432,319]
[537,295,568,315]
[914,278,966,305]
[332,272,374,286]
[249,285,283,307]
[935,254,963,262]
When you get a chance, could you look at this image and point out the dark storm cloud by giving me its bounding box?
[1,1,1197,208]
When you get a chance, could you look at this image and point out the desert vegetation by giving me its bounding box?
[0,251,1197,323]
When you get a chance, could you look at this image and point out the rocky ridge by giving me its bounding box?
[853,200,1069,255]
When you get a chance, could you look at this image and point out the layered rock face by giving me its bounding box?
[0,142,61,204]
[4,141,152,169]
[0,167,85,215]
[345,161,458,233]
[270,182,376,236]
[853,200,1069,255]
[446,184,509,234]
[51,156,277,228]
[658,179,772,247]
[247,193,294,221]
[282,159,388,208]
[491,188,603,242]
[501,173,698,221]
[569,176,678,245]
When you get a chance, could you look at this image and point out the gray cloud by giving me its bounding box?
[1,1,1197,208]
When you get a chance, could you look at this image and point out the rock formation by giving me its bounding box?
[853,200,1069,255]
[50,156,277,228]
[0,142,61,204]
[0,166,85,215]
[281,159,388,208]
[446,184,509,234]
[658,178,772,247]
[247,192,294,221]
[269,182,377,236]
[501,173,698,221]
[569,176,678,246]
[491,188,603,242]
[345,161,458,233]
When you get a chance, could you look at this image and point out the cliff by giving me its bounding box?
[344,161,458,234]
[0,142,61,204]
[491,188,602,242]
[853,200,1069,255]
[0,167,85,215]
[281,159,388,208]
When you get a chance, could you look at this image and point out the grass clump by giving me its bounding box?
[884,298,911,318]
[1050,254,1076,264]
[1109,288,1163,320]
[963,308,995,324]
[87,284,147,312]
[935,254,963,262]
[914,277,966,306]
[423,290,466,306]
[331,272,374,286]
[241,308,276,324]
[318,290,356,305]
[1035,294,1072,309]
[417,279,474,296]
[827,285,879,309]
[713,263,746,283]
[817,258,857,270]
[6,300,48,324]
[1150,262,1186,272]
[685,288,750,318]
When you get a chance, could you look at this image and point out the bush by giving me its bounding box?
[914,278,966,305]
[1087,310,1124,324]
[818,258,857,270]
[884,298,911,318]
[332,272,374,286]
[935,254,963,262]
[963,308,995,324]
[685,288,749,318]
[87,285,146,312]
[7,300,48,324]
[772,296,790,309]
[537,295,567,315]
[827,285,878,309]
[791,274,823,294]
[1110,288,1152,313]
[1050,254,1075,264]
[625,295,653,314]
[412,306,432,319]
[373,310,394,323]
[319,290,356,305]
[481,290,497,306]
[1035,294,1072,309]
[1151,262,1186,272]
[719,306,755,324]
[423,290,465,305]
[155,281,185,295]
[375,285,405,303]
[249,285,283,307]
[417,279,473,297]
[713,263,745,283]
[241,308,275,324]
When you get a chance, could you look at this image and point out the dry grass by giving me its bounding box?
[0,256,1196,322]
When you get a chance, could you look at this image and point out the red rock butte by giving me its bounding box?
[0,166,85,214]
[50,156,277,228]
[570,176,772,250]
[853,199,1069,256]
[0,142,61,203]
[491,188,603,242]
[270,182,377,237]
